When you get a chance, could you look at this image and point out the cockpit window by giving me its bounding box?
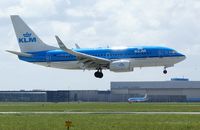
[169,50,177,54]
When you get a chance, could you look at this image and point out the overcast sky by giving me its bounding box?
[0,0,200,90]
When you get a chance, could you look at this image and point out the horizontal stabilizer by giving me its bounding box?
[6,50,32,57]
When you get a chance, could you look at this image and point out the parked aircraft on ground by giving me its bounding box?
[128,94,148,103]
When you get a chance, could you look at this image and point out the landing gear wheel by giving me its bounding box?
[94,69,104,78]
[163,69,167,74]
[99,72,103,78]
[94,71,99,77]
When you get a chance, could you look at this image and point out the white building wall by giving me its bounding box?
[182,89,200,98]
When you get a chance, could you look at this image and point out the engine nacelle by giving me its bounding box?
[110,60,133,72]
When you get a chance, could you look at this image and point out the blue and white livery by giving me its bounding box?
[128,94,148,103]
[7,15,186,78]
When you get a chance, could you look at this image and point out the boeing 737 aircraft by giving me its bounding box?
[128,94,148,103]
[7,15,186,78]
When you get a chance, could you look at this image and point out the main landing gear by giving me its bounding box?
[163,67,167,74]
[94,69,103,78]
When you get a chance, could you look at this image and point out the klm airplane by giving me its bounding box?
[7,15,186,78]
[128,94,148,103]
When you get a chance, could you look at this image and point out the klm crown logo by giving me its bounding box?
[23,32,31,37]
[18,32,36,43]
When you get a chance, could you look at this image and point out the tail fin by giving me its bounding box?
[144,93,147,98]
[10,15,57,52]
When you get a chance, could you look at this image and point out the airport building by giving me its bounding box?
[111,79,200,102]
[1,78,200,102]
[0,91,46,102]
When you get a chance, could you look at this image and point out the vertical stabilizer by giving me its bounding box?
[10,15,57,52]
[144,93,147,98]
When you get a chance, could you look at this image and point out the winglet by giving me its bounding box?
[55,35,66,50]
[75,43,80,49]
[55,35,77,56]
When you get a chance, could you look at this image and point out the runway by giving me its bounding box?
[1,111,200,115]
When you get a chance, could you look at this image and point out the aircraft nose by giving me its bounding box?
[179,53,186,61]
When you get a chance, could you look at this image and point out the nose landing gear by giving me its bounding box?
[163,67,167,74]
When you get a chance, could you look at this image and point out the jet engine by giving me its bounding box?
[109,60,133,72]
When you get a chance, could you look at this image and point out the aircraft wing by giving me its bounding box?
[55,36,110,68]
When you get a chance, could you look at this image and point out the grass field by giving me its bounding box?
[0,102,200,130]
[1,102,200,112]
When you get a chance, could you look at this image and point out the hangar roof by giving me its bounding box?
[111,81,200,89]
